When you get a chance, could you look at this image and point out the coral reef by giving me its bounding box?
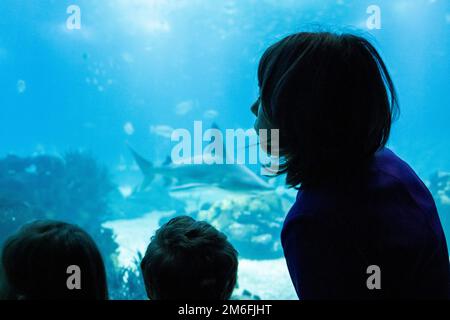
[196,193,287,259]
[429,171,450,206]
[112,187,186,219]
[0,152,114,225]
[429,171,450,240]
[0,151,144,299]
[0,198,44,244]
[231,289,261,300]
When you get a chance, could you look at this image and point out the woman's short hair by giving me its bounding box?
[257,32,399,188]
[1,220,108,300]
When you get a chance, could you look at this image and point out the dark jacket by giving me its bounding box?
[281,148,450,299]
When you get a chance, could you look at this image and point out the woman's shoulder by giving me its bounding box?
[371,148,435,207]
[283,148,437,230]
[282,187,333,230]
[371,148,426,186]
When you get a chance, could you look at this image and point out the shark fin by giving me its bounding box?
[127,143,155,188]
[169,183,210,191]
[204,123,228,161]
[162,175,173,187]
[211,122,220,130]
[162,156,172,166]
[141,177,153,191]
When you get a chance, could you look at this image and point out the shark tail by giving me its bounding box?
[127,143,155,190]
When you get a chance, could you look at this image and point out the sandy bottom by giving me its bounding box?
[103,211,298,300]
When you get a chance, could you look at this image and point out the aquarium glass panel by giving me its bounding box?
[0,0,449,300]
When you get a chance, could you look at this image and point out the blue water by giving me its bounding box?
[0,0,449,299]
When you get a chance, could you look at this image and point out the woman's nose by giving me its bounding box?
[251,100,259,116]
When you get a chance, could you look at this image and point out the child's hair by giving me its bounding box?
[256,32,399,188]
[140,216,238,300]
[1,220,108,300]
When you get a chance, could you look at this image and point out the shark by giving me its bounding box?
[127,144,275,194]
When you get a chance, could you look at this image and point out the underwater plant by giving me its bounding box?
[107,253,147,300]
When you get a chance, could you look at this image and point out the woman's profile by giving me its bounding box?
[252,32,450,299]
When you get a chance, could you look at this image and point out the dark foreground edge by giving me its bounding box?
[1,300,448,319]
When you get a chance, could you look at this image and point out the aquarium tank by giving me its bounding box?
[0,0,449,300]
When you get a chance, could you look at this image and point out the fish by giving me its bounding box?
[175,100,194,116]
[127,144,275,194]
[149,125,174,138]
